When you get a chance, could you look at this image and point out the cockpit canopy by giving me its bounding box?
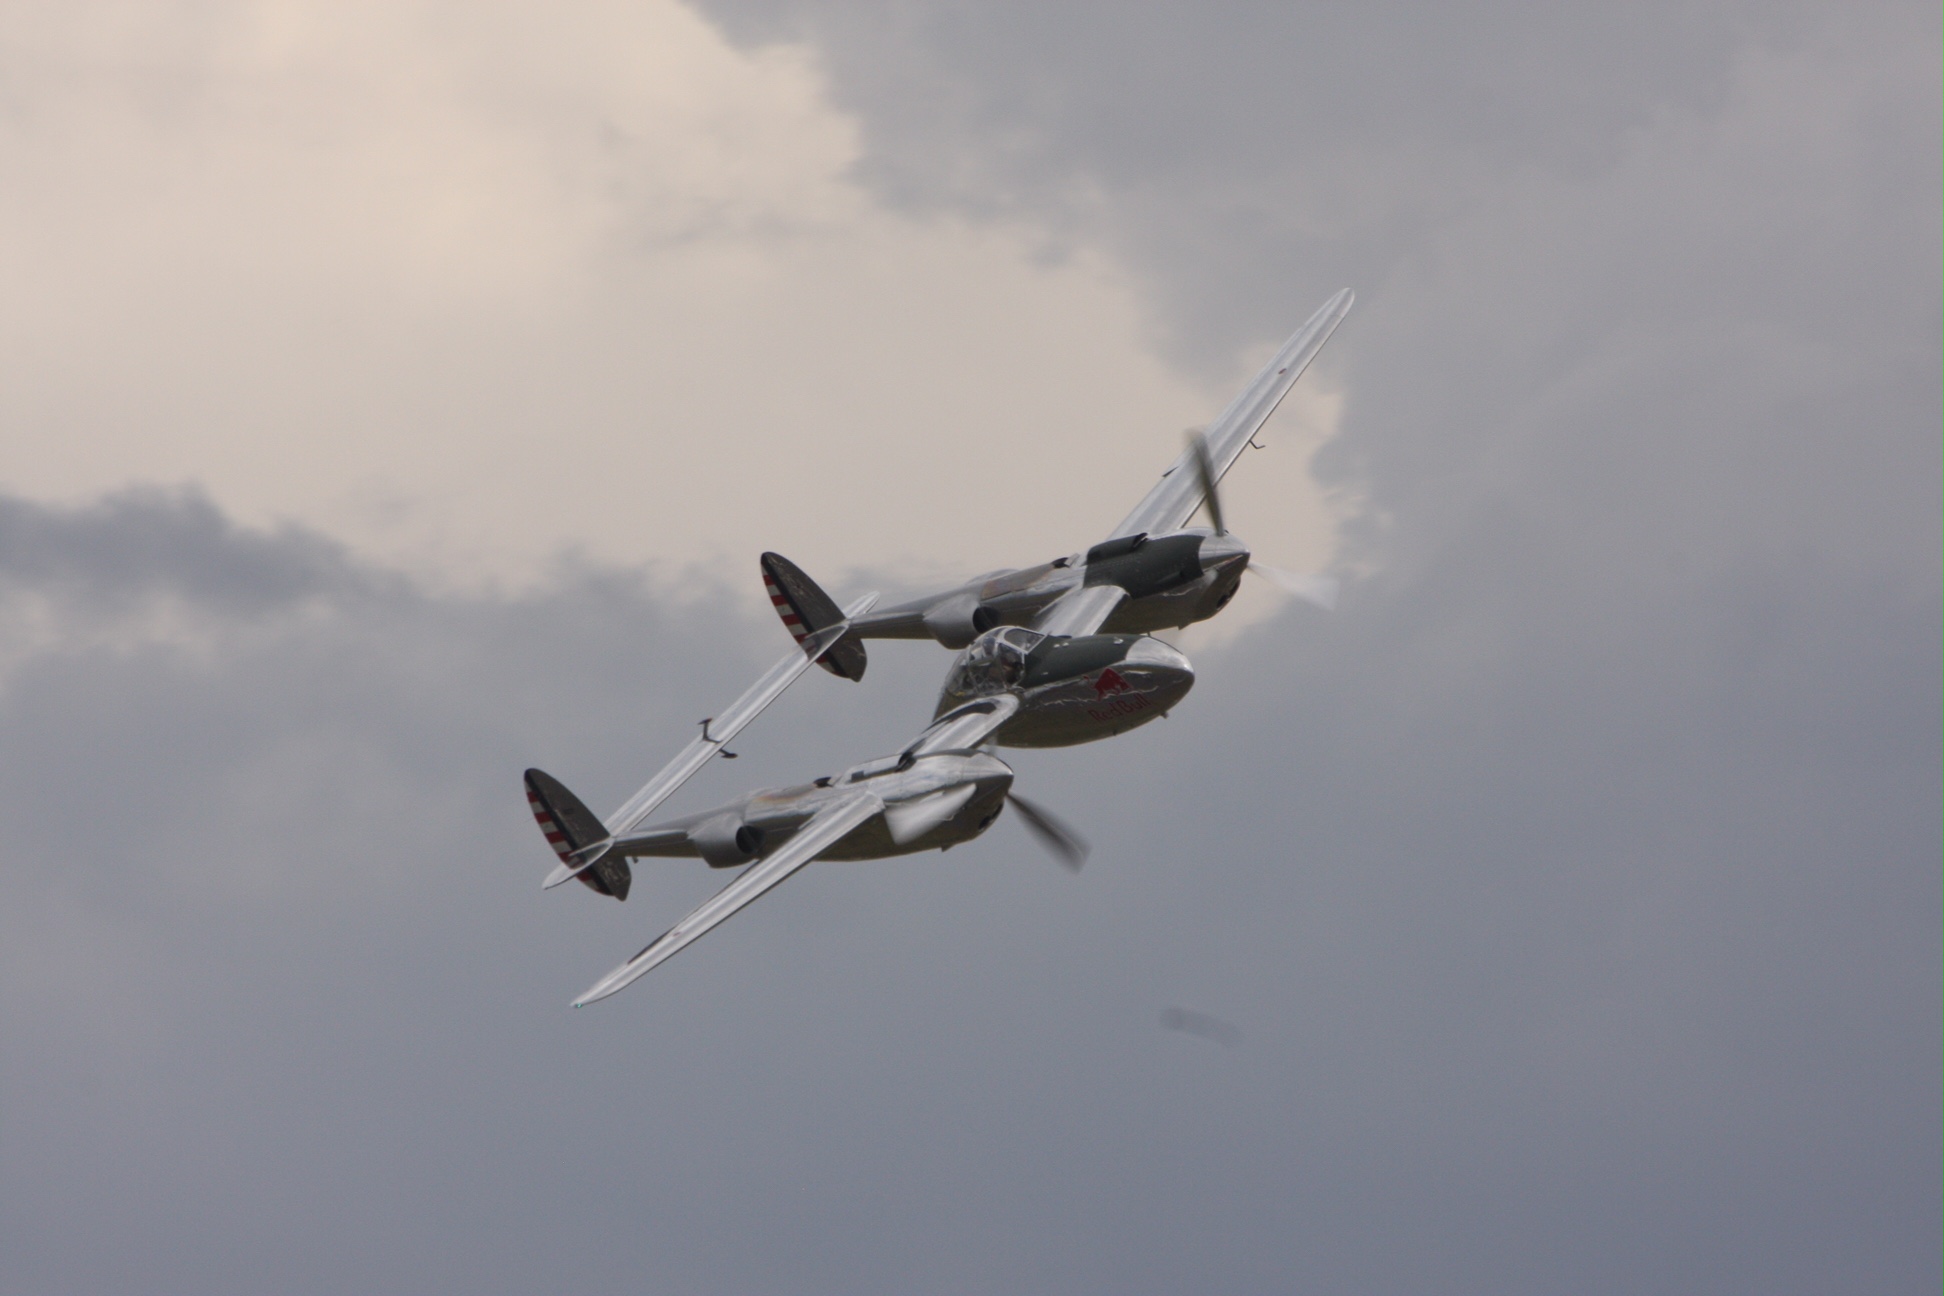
[945,626,1047,697]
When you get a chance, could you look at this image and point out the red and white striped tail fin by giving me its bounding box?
[760,552,868,682]
[763,569,812,649]
[524,768,630,900]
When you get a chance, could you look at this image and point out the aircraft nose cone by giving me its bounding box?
[1197,531,1252,572]
[1122,637,1195,710]
[963,751,1016,790]
[1124,636,1193,677]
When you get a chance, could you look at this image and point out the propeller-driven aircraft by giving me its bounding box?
[526,289,1352,1003]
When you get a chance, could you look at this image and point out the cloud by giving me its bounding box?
[0,4,1937,1293]
[0,457,1932,1296]
[0,1,1343,589]
[0,487,1306,1292]
[607,0,1944,1286]
[699,3,1803,326]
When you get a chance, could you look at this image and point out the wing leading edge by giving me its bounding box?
[571,789,885,1006]
[1025,290,1351,638]
[1113,289,1352,542]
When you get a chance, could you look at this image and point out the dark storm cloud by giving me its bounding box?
[3,5,1937,1296]
[0,487,353,612]
[700,1,1837,359]
[703,0,1940,1288]
[0,488,928,1294]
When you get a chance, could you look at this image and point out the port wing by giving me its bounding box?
[571,789,884,1005]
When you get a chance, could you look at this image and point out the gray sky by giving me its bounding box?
[1,5,1937,1294]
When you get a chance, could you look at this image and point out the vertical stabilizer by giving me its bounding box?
[524,768,631,900]
[761,552,868,681]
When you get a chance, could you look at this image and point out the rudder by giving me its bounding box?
[524,768,631,900]
[761,551,868,681]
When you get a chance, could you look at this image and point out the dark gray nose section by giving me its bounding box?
[1195,530,1252,573]
[1120,636,1194,683]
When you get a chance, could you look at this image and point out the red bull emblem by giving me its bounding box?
[1093,667,1131,699]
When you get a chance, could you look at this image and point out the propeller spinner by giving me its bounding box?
[1188,428,1337,610]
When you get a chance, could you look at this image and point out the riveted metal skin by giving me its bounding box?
[688,813,767,867]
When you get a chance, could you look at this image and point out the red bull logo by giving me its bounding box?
[1093,667,1131,699]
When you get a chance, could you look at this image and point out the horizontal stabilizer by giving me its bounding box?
[598,592,878,842]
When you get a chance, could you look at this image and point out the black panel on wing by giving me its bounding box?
[760,551,868,681]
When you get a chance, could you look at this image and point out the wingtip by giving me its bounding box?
[572,969,630,1007]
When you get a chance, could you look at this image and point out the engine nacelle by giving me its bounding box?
[689,813,767,868]
[1083,531,1205,600]
[921,592,1000,649]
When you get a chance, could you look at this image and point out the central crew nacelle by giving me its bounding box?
[936,626,1195,748]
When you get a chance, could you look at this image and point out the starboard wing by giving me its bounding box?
[1110,289,1351,542]
[1024,291,1350,638]
[572,789,885,1005]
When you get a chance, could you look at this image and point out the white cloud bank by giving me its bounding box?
[0,1,1345,596]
